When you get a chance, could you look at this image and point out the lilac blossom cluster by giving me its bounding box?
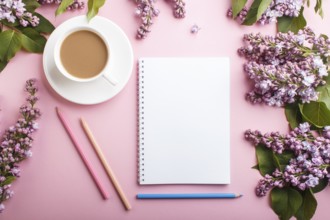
[37,0,85,11]
[227,6,248,22]
[259,0,303,24]
[245,122,330,197]
[170,0,185,18]
[134,0,186,39]
[238,27,330,106]
[0,79,40,213]
[0,0,39,27]
[134,0,160,39]
[228,0,303,25]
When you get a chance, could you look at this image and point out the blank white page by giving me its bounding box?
[138,57,230,184]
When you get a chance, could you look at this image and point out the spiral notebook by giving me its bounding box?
[138,57,230,184]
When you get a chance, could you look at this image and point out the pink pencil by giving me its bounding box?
[56,107,109,200]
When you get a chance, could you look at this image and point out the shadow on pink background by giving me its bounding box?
[0,1,329,220]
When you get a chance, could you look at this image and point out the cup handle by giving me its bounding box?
[102,75,118,86]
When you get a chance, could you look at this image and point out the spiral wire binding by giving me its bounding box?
[138,59,145,184]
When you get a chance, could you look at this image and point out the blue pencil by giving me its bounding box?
[137,193,242,199]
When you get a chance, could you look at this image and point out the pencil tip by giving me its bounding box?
[237,194,243,198]
[80,118,86,126]
[55,107,63,116]
[126,206,132,211]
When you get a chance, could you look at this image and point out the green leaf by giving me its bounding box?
[277,7,307,33]
[256,0,272,20]
[275,150,294,172]
[23,0,41,12]
[242,0,261,25]
[252,164,260,170]
[242,0,272,25]
[314,0,324,18]
[317,74,330,109]
[275,151,294,165]
[87,0,106,21]
[0,19,20,27]
[231,0,247,18]
[0,60,8,72]
[0,30,22,62]
[312,178,329,193]
[318,7,324,18]
[271,187,303,220]
[285,103,303,129]
[19,28,47,53]
[0,176,16,186]
[299,101,330,128]
[33,13,55,34]
[256,144,278,176]
[295,189,317,220]
[56,0,74,16]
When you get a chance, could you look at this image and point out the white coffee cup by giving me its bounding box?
[54,26,117,85]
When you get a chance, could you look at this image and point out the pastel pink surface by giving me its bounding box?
[0,1,329,220]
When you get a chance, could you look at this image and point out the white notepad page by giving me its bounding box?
[138,57,230,184]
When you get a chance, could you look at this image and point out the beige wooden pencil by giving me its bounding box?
[80,118,132,210]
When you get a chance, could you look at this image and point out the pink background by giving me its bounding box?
[0,1,329,219]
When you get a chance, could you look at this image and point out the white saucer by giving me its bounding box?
[43,16,134,105]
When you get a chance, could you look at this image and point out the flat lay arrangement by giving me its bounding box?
[0,1,329,220]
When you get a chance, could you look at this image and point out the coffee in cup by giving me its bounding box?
[54,27,117,85]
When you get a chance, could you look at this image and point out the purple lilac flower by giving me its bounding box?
[323,126,330,139]
[246,122,330,197]
[227,6,248,23]
[134,0,159,39]
[256,174,275,196]
[259,0,303,24]
[0,0,39,27]
[19,12,39,27]
[238,27,330,106]
[0,79,40,212]
[37,0,84,10]
[190,24,200,34]
[169,0,185,18]
[228,0,303,25]
[133,0,185,39]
